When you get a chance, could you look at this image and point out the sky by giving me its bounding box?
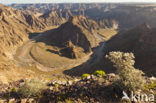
[1,0,156,4]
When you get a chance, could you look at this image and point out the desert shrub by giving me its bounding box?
[93,70,105,78]
[18,79,46,97]
[81,73,90,79]
[106,51,146,92]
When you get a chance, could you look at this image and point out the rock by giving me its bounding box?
[67,81,72,85]
[29,98,35,102]
[0,100,7,103]
[9,98,16,103]
[51,80,67,85]
[86,80,90,84]
[74,78,80,82]
[149,76,156,81]
[49,87,54,90]
[90,75,97,80]
[86,76,91,79]
[97,78,104,82]
[61,81,67,85]
[107,73,115,80]
[82,76,91,81]
[21,99,27,103]
[51,81,57,85]
[56,80,62,85]
[107,73,116,77]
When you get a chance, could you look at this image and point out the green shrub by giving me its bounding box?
[106,51,146,92]
[10,87,17,93]
[54,83,59,88]
[145,82,156,91]
[18,79,46,97]
[65,98,72,103]
[81,73,90,79]
[93,70,105,78]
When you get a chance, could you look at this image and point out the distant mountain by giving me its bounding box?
[11,3,156,29]
[102,5,156,29]
[106,23,156,75]
[11,3,118,29]
[39,9,66,26]
[11,3,116,14]
[37,15,101,59]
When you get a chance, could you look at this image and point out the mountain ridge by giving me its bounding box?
[36,15,101,59]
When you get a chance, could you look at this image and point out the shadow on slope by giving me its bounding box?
[28,28,118,76]
[63,42,116,77]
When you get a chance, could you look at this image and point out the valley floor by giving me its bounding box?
[13,28,116,81]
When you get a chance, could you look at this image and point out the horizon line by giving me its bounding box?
[2,2,156,5]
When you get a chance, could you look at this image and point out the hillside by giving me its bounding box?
[39,9,66,26]
[0,4,47,60]
[64,23,156,76]
[0,4,54,83]
[0,3,156,103]
[105,23,156,75]
[0,4,69,83]
[0,5,29,60]
[0,4,118,83]
[36,15,101,59]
